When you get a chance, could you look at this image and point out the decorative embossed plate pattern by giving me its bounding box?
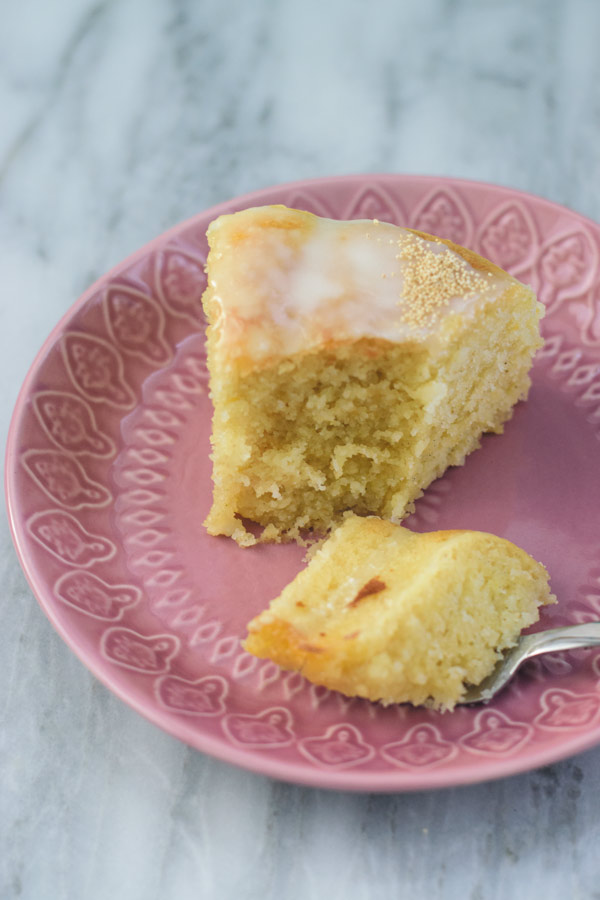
[6,175,600,791]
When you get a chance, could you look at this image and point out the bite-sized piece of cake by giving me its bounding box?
[244,516,555,710]
[201,205,543,546]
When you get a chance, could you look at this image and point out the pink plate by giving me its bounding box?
[6,175,600,791]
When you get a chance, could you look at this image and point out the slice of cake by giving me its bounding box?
[244,516,555,710]
[201,205,543,546]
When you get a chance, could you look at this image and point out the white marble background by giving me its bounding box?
[2,1,600,898]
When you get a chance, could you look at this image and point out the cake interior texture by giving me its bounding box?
[244,516,555,710]
[201,206,543,546]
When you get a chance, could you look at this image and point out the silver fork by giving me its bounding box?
[460,622,600,704]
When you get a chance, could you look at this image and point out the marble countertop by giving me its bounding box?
[3,1,600,897]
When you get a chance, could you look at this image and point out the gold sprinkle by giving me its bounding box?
[394,233,492,329]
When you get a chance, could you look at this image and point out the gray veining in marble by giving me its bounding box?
[3,1,600,898]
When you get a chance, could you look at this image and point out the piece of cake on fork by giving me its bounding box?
[244,516,555,710]
[201,205,543,546]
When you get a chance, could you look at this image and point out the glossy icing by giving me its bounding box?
[205,207,511,362]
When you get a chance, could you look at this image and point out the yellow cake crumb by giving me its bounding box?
[244,516,556,710]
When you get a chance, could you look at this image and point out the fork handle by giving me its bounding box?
[522,622,600,657]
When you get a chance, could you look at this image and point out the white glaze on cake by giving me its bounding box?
[206,208,510,363]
